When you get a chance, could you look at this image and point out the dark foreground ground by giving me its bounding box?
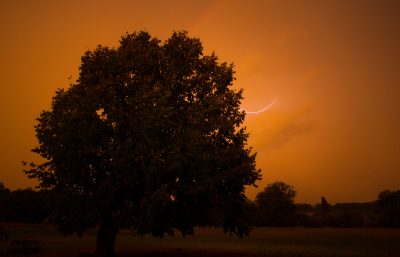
[1,223,400,257]
[80,250,287,257]
[85,251,292,257]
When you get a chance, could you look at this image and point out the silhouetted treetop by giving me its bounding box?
[377,189,400,227]
[0,182,9,194]
[254,182,296,226]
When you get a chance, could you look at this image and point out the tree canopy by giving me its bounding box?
[25,31,260,257]
[254,181,296,226]
[377,189,400,227]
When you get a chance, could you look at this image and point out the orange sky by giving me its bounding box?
[1,0,399,203]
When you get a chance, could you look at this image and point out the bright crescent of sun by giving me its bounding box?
[241,98,278,115]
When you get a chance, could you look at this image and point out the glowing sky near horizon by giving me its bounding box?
[1,0,400,203]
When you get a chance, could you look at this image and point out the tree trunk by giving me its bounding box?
[96,212,119,257]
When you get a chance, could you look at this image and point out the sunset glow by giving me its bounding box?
[1,0,400,203]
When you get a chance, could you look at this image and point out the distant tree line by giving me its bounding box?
[0,182,58,223]
[249,182,400,228]
[1,181,399,228]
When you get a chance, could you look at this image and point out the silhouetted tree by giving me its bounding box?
[320,196,330,212]
[377,189,400,227]
[0,182,10,194]
[314,196,333,226]
[254,182,296,226]
[334,210,365,227]
[24,31,260,257]
[0,182,10,222]
[0,188,57,223]
[331,202,375,227]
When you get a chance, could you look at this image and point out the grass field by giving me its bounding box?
[1,223,400,257]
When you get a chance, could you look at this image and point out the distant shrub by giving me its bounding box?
[377,190,400,227]
[334,211,365,227]
[0,189,58,223]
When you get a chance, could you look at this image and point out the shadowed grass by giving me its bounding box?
[0,224,399,257]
